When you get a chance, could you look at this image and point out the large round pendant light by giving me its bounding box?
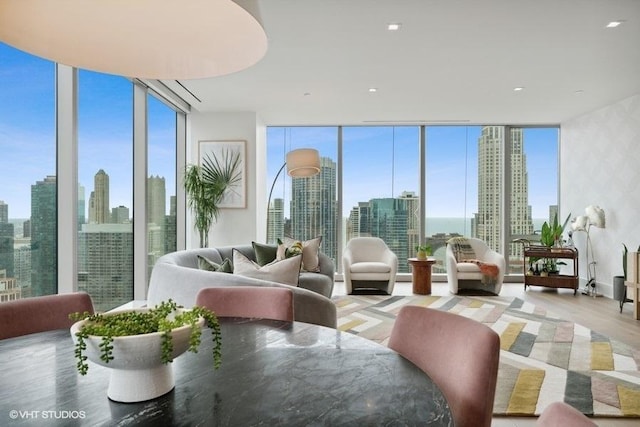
[0,0,268,79]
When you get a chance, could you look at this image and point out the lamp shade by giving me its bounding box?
[286,149,321,177]
[0,0,267,79]
[585,205,605,228]
[571,215,588,232]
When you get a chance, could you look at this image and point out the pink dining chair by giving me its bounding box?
[388,305,500,427]
[0,292,95,340]
[535,402,598,427]
[195,286,294,322]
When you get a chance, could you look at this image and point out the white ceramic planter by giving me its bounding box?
[70,308,204,403]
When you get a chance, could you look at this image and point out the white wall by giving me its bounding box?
[187,112,266,248]
[561,93,640,297]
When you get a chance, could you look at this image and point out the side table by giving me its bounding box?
[408,258,436,295]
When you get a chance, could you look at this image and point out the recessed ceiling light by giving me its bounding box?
[513,87,524,92]
[369,88,378,93]
[303,92,311,97]
[574,89,584,94]
[606,20,624,28]
[387,23,401,31]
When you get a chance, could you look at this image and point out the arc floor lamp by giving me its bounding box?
[266,148,321,242]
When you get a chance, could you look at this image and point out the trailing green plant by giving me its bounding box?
[183,148,242,247]
[70,300,221,376]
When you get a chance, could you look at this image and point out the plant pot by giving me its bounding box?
[416,251,427,260]
[70,308,204,403]
[613,276,626,302]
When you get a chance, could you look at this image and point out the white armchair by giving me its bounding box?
[342,237,398,295]
[446,237,506,295]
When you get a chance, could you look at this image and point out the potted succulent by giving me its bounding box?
[415,244,432,260]
[70,300,221,403]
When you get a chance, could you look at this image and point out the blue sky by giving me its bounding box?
[1,43,176,219]
[267,126,558,219]
[2,42,558,221]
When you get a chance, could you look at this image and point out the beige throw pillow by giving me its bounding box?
[233,249,301,286]
[277,236,322,272]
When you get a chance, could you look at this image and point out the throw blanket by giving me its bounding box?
[448,237,499,286]
[465,259,499,285]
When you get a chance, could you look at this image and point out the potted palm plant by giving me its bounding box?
[184,148,242,247]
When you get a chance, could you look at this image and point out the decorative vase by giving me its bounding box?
[416,251,427,260]
[70,309,204,403]
[613,275,626,302]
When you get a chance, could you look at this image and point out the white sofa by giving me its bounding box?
[148,245,336,328]
[445,237,506,295]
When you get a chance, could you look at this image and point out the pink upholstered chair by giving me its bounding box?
[0,292,95,340]
[388,305,500,427]
[536,402,598,427]
[195,287,294,322]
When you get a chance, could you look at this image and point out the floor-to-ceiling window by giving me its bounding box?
[78,70,134,311]
[147,95,177,280]
[0,43,56,301]
[343,126,420,273]
[267,127,338,263]
[508,127,559,274]
[267,125,559,279]
[425,126,480,273]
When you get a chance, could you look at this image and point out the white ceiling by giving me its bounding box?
[162,0,640,126]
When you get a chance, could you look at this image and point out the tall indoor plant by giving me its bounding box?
[184,149,242,247]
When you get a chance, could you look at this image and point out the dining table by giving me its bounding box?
[0,318,453,426]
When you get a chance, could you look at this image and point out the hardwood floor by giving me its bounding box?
[332,281,640,427]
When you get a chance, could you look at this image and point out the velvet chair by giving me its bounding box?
[195,286,294,322]
[342,237,398,294]
[0,292,95,340]
[388,305,500,427]
[536,402,598,427]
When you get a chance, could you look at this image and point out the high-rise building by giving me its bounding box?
[267,198,284,244]
[474,126,533,260]
[164,195,177,254]
[111,205,130,224]
[78,184,85,230]
[0,222,15,278]
[346,202,371,241]
[369,193,419,273]
[89,169,110,224]
[290,157,337,262]
[78,223,133,312]
[31,175,57,296]
[0,200,14,277]
[0,200,7,223]
[147,175,166,227]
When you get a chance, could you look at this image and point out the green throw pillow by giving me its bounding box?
[252,241,278,266]
[197,255,233,273]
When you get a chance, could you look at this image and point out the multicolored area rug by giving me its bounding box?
[333,294,640,417]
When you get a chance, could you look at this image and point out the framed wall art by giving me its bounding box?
[198,139,246,208]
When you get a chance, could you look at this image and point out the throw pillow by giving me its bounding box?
[232,249,301,286]
[197,255,233,273]
[447,237,476,262]
[277,236,322,272]
[252,241,278,266]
